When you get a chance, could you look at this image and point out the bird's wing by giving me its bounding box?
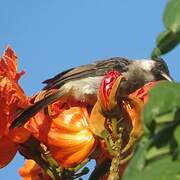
[42,64,96,90]
[10,57,129,128]
[43,57,129,90]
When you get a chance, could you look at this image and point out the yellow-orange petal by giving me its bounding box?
[19,159,50,180]
[89,101,106,137]
[49,107,89,133]
[49,135,95,167]
[47,107,96,167]
[123,96,143,139]
[0,135,18,168]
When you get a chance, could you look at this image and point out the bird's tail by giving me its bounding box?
[10,90,65,129]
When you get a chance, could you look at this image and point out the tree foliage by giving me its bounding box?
[151,0,180,59]
[124,1,180,179]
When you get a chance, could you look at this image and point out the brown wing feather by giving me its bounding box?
[43,57,129,90]
[43,64,97,90]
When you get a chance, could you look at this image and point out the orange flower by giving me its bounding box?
[89,71,125,137]
[25,105,96,168]
[19,159,51,180]
[88,71,142,177]
[89,70,142,138]
[0,47,31,168]
[128,81,158,139]
[90,71,158,140]
[91,71,158,179]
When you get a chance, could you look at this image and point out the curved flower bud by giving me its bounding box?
[89,71,125,137]
[98,70,122,110]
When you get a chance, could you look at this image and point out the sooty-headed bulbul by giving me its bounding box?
[10,57,173,128]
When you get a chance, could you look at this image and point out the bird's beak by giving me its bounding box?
[160,71,174,82]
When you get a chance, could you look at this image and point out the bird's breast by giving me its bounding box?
[62,76,103,104]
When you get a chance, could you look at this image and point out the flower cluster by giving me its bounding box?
[0,47,157,179]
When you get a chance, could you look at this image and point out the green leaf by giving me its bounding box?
[122,137,149,180]
[145,146,170,160]
[155,110,176,124]
[174,126,180,147]
[143,82,180,129]
[123,81,180,180]
[124,155,180,180]
[123,126,179,180]
[151,31,180,59]
[151,0,180,58]
[164,0,180,33]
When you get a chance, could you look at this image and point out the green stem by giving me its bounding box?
[108,128,123,180]
[101,129,115,156]
[33,155,57,180]
[68,158,89,172]
[112,117,118,137]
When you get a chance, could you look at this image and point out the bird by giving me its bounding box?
[10,57,173,128]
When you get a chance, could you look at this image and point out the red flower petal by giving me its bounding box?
[0,47,31,141]
[130,81,158,104]
[0,47,31,167]
[0,135,18,168]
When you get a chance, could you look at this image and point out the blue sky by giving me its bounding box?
[0,0,179,179]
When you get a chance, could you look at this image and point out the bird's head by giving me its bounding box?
[132,58,173,82]
[120,58,173,94]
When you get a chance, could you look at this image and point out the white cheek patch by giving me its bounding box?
[134,59,155,71]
